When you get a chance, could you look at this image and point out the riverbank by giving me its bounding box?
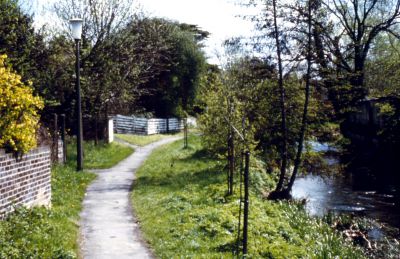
[295,141,400,258]
[131,135,365,257]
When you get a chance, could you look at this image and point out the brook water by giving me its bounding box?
[291,142,400,239]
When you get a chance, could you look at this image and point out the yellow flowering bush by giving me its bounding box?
[0,54,44,154]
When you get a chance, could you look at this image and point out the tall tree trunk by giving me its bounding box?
[183,91,188,148]
[94,112,99,145]
[105,102,109,142]
[184,118,188,148]
[286,0,312,193]
[313,19,340,115]
[228,130,235,195]
[350,54,367,104]
[272,0,288,192]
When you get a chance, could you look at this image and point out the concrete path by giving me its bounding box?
[79,136,181,259]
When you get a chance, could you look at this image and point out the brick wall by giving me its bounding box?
[0,146,53,218]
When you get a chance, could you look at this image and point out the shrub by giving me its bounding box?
[0,54,43,154]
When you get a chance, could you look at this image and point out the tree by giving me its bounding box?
[170,26,208,148]
[286,0,313,193]
[131,18,208,117]
[271,0,289,193]
[53,0,136,46]
[0,0,35,78]
[313,0,400,113]
[52,0,139,140]
[199,56,272,194]
[365,33,400,98]
[357,33,400,187]
[244,0,292,196]
[0,0,62,132]
[239,0,296,194]
[49,1,208,143]
[51,1,208,144]
[238,0,320,197]
[111,17,178,113]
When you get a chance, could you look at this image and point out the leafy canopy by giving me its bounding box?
[0,0,35,78]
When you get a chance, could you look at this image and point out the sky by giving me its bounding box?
[136,0,257,64]
[28,0,258,65]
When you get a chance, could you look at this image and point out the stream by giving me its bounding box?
[291,142,400,241]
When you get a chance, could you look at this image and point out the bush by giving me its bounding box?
[0,54,43,154]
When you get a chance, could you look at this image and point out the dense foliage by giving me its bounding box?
[126,19,208,117]
[0,54,43,154]
[198,56,323,193]
[366,34,400,98]
[38,18,206,138]
[0,0,35,77]
[214,0,400,196]
[1,0,208,140]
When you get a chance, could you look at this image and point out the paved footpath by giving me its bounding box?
[79,137,181,259]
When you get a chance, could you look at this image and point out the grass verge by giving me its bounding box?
[0,140,132,258]
[116,133,180,146]
[132,135,365,258]
[67,140,134,169]
[0,165,95,258]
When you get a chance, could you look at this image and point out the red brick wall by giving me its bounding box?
[0,147,52,218]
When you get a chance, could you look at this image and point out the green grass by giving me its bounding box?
[0,139,132,258]
[116,133,181,147]
[67,140,134,169]
[132,135,365,258]
[0,164,96,258]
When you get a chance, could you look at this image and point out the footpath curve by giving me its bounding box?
[79,136,181,259]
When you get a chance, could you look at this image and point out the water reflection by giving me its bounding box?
[292,174,400,228]
[309,141,338,153]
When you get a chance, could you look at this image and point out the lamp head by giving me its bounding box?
[69,18,83,40]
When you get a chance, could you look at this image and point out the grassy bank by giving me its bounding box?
[67,140,134,169]
[116,133,180,146]
[0,165,95,258]
[132,135,365,258]
[0,140,132,258]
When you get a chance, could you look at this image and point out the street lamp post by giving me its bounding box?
[70,18,83,171]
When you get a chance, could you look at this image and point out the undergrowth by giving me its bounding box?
[132,135,365,258]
